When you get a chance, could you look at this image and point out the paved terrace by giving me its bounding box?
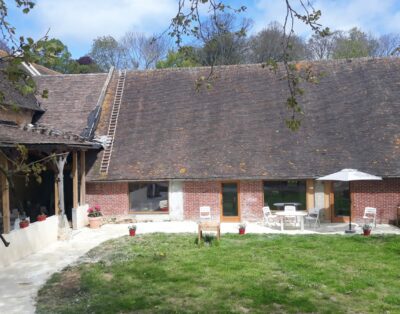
[0,222,399,314]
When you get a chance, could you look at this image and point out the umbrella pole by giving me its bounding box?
[345,200,356,234]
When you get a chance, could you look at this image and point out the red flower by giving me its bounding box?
[88,208,94,213]
[94,205,101,210]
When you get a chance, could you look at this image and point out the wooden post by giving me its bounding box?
[306,179,315,211]
[54,153,68,216]
[72,151,78,209]
[80,151,86,205]
[324,181,332,222]
[54,175,60,215]
[0,155,10,234]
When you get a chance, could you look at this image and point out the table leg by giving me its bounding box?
[300,217,304,231]
[198,224,201,243]
[281,216,284,231]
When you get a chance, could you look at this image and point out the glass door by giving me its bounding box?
[332,181,350,222]
[221,183,239,222]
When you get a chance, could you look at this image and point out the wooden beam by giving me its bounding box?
[324,181,332,222]
[306,179,315,211]
[54,175,59,215]
[0,155,10,234]
[72,151,78,209]
[80,151,86,205]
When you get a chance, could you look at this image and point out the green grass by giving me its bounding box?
[36,234,400,313]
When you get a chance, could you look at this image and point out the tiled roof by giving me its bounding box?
[0,123,99,147]
[0,67,43,112]
[86,57,400,181]
[34,73,109,136]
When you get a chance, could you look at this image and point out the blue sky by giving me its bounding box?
[7,0,400,58]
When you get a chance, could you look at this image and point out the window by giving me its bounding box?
[129,182,169,212]
[263,181,306,210]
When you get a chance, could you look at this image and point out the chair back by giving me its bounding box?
[364,207,377,217]
[284,205,296,212]
[308,207,320,216]
[262,206,271,217]
[199,206,211,220]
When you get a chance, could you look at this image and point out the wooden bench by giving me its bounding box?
[198,221,221,242]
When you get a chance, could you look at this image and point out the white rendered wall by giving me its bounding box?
[314,181,326,220]
[72,204,89,230]
[0,215,58,267]
[169,181,184,221]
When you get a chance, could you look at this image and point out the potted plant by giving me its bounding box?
[128,225,137,236]
[37,209,47,222]
[238,223,246,235]
[19,218,30,229]
[362,223,372,236]
[87,205,103,229]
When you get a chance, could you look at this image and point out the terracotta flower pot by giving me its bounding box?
[239,228,245,235]
[37,215,47,222]
[363,229,371,236]
[129,229,136,236]
[88,217,102,229]
[19,221,29,229]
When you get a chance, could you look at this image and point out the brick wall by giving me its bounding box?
[86,182,129,216]
[240,181,264,221]
[351,179,400,224]
[183,181,221,221]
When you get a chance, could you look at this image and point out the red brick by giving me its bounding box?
[86,182,129,216]
[351,179,400,224]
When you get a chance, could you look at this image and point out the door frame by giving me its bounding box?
[220,181,241,222]
[330,181,351,223]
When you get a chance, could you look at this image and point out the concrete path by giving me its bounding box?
[0,221,399,314]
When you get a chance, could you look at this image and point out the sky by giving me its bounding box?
[7,0,400,58]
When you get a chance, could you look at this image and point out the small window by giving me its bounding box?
[129,182,169,212]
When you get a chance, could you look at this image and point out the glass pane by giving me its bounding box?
[333,182,350,217]
[222,183,238,217]
[129,182,169,212]
[263,181,306,210]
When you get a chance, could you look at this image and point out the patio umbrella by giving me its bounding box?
[317,169,382,233]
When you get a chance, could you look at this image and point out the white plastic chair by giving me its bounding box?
[363,207,377,228]
[262,206,278,226]
[305,208,322,229]
[284,205,297,225]
[199,206,211,220]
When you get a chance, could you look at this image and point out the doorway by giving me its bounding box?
[332,181,350,222]
[221,182,240,222]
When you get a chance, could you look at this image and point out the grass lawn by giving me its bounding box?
[36,233,400,313]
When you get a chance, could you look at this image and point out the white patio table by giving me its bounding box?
[275,210,308,231]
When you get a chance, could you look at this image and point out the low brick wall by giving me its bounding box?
[86,182,129,216]
[351,179,400,224]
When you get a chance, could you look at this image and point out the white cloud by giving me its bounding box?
[253,0,400,37]
[26,0,177,43]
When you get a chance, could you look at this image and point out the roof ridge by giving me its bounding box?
[37,72,109,77]
[124,56,400,75]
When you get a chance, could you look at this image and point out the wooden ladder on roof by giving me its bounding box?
[100,70,126,174]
